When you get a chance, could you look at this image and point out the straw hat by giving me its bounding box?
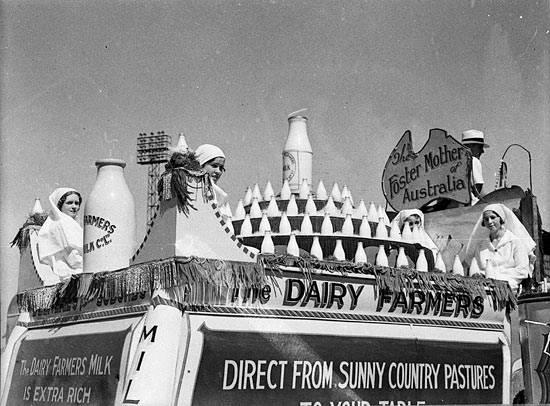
[462,129,489,148]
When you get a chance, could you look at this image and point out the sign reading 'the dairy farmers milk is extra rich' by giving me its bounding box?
[382,128,471,211]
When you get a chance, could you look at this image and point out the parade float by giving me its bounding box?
[1,115,548,406]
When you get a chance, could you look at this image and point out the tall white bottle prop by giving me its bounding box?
[84,159,135,273]
[283,115,313,193]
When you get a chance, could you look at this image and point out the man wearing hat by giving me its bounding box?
[462,129,489,204]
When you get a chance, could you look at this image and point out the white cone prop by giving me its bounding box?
[266,196,280,217]
[485,259,496,279]
[234,199,246,220]
[283,115,312,193]
[354,241,367,263]
[310,236,323,260]
[263,181,275,201]
[175,133,189,152]
[355,199,368,218]
[389,221,402,241]
[224,202,232,218]
[401,223,413,242]
[84,159,135,273]
[342,214,354,236]
[261,231,275,254]
[377,205,389,225]
[305,194,317,215]
[331,182,342,202]
[286,194,299,216]
[376,245,389,267]
[243,186,253,206]
[323,196,339,216]
[252,183,262,201]
[240,214,253,236]
[278,212,292,234]
[249,197,262,218]
[341,185,354,205]
[469,256,482,276]
[32,198,43,214]
[341,196,354,216]
[411,224,422,244]
[375,217,388,239]
[299,178,310,199]
[300,213,313,234]
[316,179,327,200]
[280,179,291,200]
[333,239,346,261]
[416,249,428,272]
[359,215,371,238]
[452,255,465,276]
[321,213,334,235]
[435,252,447,272]
[367,202,378,222]
[287,233,300,256]
[259,211,271,234]
[396,247,408,268]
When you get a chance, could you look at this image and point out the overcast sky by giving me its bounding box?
[1,0,549,340]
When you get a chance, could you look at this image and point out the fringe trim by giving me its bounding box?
[158,168,210,215]
[11,213,48,251]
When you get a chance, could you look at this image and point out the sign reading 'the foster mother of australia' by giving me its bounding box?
[382,128,471,212]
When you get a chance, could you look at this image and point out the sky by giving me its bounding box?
[1,0,549,341]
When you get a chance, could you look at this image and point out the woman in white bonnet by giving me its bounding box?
[465,203,536,292]
[390,208,439,258]
[37,187,84,282]
[195,144,230,217]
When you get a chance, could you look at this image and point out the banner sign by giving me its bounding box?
[382,129,471,211]
[6,330,129,405]
[191,325,503,405]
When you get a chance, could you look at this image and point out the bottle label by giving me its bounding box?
[282,152,296,182]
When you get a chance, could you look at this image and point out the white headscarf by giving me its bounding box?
[391,209,424,230]
[465,203,536,261]
[195,144,225,166]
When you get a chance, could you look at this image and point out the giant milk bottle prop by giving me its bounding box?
[282,115,313,194]
[83,159,136,272]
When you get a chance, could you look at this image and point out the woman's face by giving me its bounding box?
[203,157,226,184]
[61,193,81,219]
[482,210,503,232]
[404,214,421,230]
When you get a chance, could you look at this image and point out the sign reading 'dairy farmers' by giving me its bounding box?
[6,330,128,405]
[191,326,503,406]
[382,129,471,211]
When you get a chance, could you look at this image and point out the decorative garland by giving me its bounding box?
[10,212,48,251]
[17,254,517,314]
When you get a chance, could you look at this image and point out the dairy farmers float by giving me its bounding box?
[1,115,549,406]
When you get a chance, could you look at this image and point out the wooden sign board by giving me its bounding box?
[382,128,472,212]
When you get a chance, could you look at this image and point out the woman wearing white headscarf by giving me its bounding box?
[465,203,536,291]
[195,144,230,218]
[390,208,439,258]
[37,187,83,281]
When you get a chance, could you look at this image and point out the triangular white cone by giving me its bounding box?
[280,179,291,200]
[252,183,262,201]
[331,182,342,202]
[376,245,389,267]
[175,133,189,152]
[286,195,299,216]
[435,252,447,272]
[341,185,354,206]
[224,202,232,218]
[234,199,246,220]
[299,179,310,199]
[316,179,327,200]
[278,212,292,234]
[375,217,388,239]
[323,196,339,216]
[377,205,389,225]
[287,233,300,256]
[411,224,422,243]
[310,236,323,260]
[359,216,371,238]
[32,198,43,214]
[354,241,367,263]
[300,213,313,234]
[261,231,274,254]
[266,196,280,217]
[342,214,354,235]
[259,211,271,234]
[416,249,428,271]
[243,186,253,206]
[452,255,464,276]
[333,239,346,261]
[389,221,402,241]
[321,213,334,235]
[367,202,378,222]
[469,256,482,276]
[305,194,317,215]
[263,181,275,201]
[341,197,354,216]
[249,197,262,218]
[240,214,253,236]
[401,223,413,242]
[226,215,235,235]
[396,247,408,268]
[485,259,495,279]
[355,199,368,218]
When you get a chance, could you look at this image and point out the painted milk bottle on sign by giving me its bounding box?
[283,115,313,194]
[83,158,136,272]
